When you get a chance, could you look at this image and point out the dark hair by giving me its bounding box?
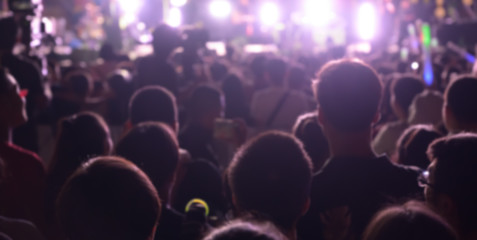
[396,125,442,169]
[227,131,312,230]
[288,66,307,90]
[129,86,177,129]
[266,59,287,86]
[391,75,425,114]
[222,74,250,121]
[0,68,13,94]
[203,220,285,240]
[57,156,161,240]
[427,133,477,234]
[67,73,93,98]
[315,59,382,131]
[187,85,222,121]
[99,43,116,61]
[46,112,111,223]
[250,55,267,79]
[152,24,180,57]
[210,62,229,82]
[363,201,457,240]
[292,112,329,172]
[107,70,133,125]
[444,76,477,125]
[0,17,17,50]
[115,122,179,191]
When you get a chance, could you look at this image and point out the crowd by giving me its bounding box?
[0,15,477,240]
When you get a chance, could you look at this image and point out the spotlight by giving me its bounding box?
[167,7,182,28]
[209,0,232,19]
[260,2,279,26]
[303,0,335,26]
[357,2,377,40]
[411,61,419,70]
[118,0,142,14]
[170,0,187,7]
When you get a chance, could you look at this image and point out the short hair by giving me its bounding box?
[0,17,17,50]
[152,24,180,54]
[315,59,382,131]
[57,156,161,240]
[427,133,477,233]
[203,220,285,240]
[129,86,177,128]
[444,76,477,125]
[363,201,457,240]
[292,112,329,172]
[228,131,312,229]
[391,75,425,114]
[187,85,222,120]
[0,68,14,94]
[396,125,442,169]
[288,66,307,90]
[115,122,179,191]
[266,58,287,85]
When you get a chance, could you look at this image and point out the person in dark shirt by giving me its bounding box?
[179,86,224,166]
[135,24,180,95]
[442,76,477,134]
[0,16,46,153]
[115,122,184,240]
[0,68,45,232]
[298,59,421,240]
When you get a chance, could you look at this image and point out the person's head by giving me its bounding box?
[57,156,161,240]
[65,72,94,99]
[99,43,116,62]
[0,17,17,51]
[266,58,287,86]
[0,68,27,129]
[390,75,425,120]
[222,74,247,119]
[443,76,477,132]
[425,133,477,237]
[292,112,329,172]
[363,201,457,240]
[152,24,180,60]
[129,86,178,132]
[187,85,224,130]
[250,55,267,80]
[314,59,382,134]
[227,131,312,232]
[115,122,179,200]
[396,124,442,169]
[210,61,229,82]
[288,66,308,91]
[49,112,112,183]
[203,220,286,240]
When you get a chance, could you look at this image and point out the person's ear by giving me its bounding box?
[301,197,311,216]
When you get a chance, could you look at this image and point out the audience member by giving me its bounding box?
[424,133,477,240]
[373,75,425,156]
[0,16,47,153]
[128,86,178,131]
[203,220,286,240]
[115,122,183,240]
[249,55,268,91]
[136,24,180,95]
[396,124,442,169]
[299,59,421,240]
[363,201,457,240]
[106,70,133,126]
[443,76,477,133]
[45,112,112,235]
[179,85,223,166]
[222,74,252,124]
[408,90,444,126]
[292,112,329,172]
[228,131,312,240]
[0,69,45,229]
[251,59,309,131]
[56,157,161,240]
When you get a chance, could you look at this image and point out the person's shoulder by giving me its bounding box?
[372,156,421,182]
[0,143,43,169]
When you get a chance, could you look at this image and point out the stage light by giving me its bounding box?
[260,2,279,26]
[118,0,142,14]
[167,7,182,28]
[411,61,419,70]
[170,0,187,7]
[357,2,377,40]
[303,0,335,26]
[209,0,232,19]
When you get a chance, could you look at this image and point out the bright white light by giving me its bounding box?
[118,0,141,14]
[260,2,280,26]
[137,22,146,31]
[209,0,232,18]
[167,8,182,28]
[303,0,335,26]
[171,0,187,7]
[139,34,153,43]
[411,61,419,70]
[357,2,377,40]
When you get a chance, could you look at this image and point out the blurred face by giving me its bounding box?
[0,74,27,128]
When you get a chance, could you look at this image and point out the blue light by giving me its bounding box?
[423,62,434,86]
[465,53,476,64]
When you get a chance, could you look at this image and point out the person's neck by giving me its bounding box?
[0,126,11,143]
[327,129,376,159]
[283,227,297,240]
